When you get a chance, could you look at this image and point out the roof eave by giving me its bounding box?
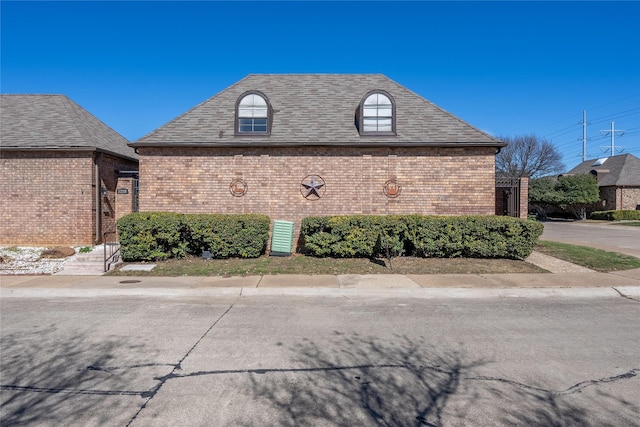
[0,146,139,162]
[130,141,507,149]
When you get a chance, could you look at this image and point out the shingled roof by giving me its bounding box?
[565,154,640,186]
[1,94,137,161]
[134,74,503,147]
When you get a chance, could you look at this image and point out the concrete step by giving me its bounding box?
[56,245,121,275]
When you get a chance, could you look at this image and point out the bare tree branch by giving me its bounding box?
[496,134,565,178]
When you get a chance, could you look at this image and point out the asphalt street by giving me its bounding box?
[1,294,639,426]
[540,220,640,258]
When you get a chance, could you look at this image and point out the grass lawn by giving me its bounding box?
[109,254,547,276]
[108,241,640,277]
[610,221,640,227]
[535,240,640,272]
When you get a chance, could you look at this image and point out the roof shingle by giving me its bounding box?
[1,94,137,160]
[134,74,503,147]
[565,154,640,186]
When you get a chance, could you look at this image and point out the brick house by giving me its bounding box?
[0,95,138,246]
[565,154,640,211]
[133,74,507,247]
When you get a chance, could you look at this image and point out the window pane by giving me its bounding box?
[377,94,391,105]
[253,107,268,118]
[239,94,267,107]
[363,118,377,132]
[364,94,378,105]
[378,120,392,132]
[239,118,268,133]
[378,106,392,117]
[238,108,253,118]
[363,106,378,117]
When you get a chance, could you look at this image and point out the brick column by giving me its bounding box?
[519,177,529,219]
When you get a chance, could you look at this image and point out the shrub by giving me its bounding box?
[117,212,270,261]
[589,210,640,221]
[302,215,543,260]
[302,215,407,258]
[186,214,270,259]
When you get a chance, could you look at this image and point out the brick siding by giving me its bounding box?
[599,186,640,211]
[620,187,640,210]
[138,146,497,246]
[0,151,137,246]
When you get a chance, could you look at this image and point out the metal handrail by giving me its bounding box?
[103,227,120,272]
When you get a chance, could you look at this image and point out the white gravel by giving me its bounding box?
[0,247,78,275]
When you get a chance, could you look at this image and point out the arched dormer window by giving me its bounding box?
[358,91,396,135]
[236,92,271,135]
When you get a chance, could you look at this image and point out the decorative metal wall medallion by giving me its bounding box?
[229,178,247,197]
[300,175,326,200]
[383,179,401,198]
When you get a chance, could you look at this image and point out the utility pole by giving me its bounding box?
[600,121,625,155]
[582,110,587,162]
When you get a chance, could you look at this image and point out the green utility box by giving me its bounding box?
[270,220,294,256]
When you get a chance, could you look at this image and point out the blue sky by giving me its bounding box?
[2,1,639,171]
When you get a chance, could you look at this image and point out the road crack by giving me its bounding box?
[467,367,639,396]
[612,287,640,302]
[125,303,235,426]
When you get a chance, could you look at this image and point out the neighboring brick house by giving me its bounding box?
[132,74,507,247]
[0,95,138,246]
[565,154,640,211]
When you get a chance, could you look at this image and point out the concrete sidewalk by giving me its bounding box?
[1,269,639,299]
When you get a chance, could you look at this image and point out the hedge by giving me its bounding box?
[301,215,543,260]
[117,212,270,261]
[589,210,640,221]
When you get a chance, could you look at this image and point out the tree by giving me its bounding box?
[496,134,565,178]
[554,174,600,220]
[528,177,561,219]
[529,174,600,220]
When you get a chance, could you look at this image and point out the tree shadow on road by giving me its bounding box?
[485,369,640,427]
[244,332,485,427]
[243,332,639,427]
[0,326,153,426]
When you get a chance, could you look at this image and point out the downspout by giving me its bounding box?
[94,153,101,244]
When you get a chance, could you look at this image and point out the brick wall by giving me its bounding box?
[115,177,137,221]
[0,151,137,246]
[620,186,640,210]
[1,151,95,245]
[139,146,496,246]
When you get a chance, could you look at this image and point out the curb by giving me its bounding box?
[2,287,638,299]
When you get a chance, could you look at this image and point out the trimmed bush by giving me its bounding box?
[302,215,407,258]
[589,210,640,221]
[117,212,270,261]
[302,215,543,260]
[186,214,270,259]
[117,212,186,261]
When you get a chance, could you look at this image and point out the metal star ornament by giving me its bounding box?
[301,175,326,199]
